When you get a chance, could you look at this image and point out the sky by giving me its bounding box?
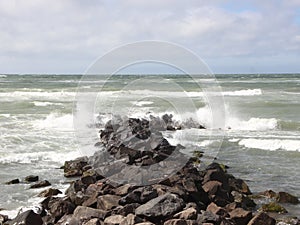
[0,0,299,74]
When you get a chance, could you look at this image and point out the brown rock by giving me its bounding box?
[97,194,121,211]
[206,202,229,217]
[229,208,252,225]
[174,207,197,220]
[25,175,39,182]
[83,218,102,225]
[247,212,275,225]
[163,219,196,225]
[104,215,126,225]
[202,180,222,195]
[49,198,76,222]
[73,206,107,221]
[114,184,134,196]
[228,178,251,195]
[120,213,143,225]
[259,190,277,198]
[5,178,20,185]
[38,188,62,197]
[276,191,299,204]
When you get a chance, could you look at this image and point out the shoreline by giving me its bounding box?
[1,115,299,225]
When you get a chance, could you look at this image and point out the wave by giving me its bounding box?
[131,101,154,106]
[0,74,7,78]
[33,113,74,130]
[0,91,75,101]
[238,138,300,152]
[32,101,63,107]
[227,117,278,131]
[223,89,262,96]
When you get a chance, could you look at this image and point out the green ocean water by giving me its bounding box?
[0,74,299,217]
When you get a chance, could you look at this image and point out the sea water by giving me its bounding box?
[0,74,299,217]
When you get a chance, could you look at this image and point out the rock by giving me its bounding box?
[202,180,222,196]
[229,208,252,225]
[0,214,8,224]
[197,210,220,224]
[228,178,251,195]
[38,188,62,197]
[64,157,88,177]
[49,198,76,222]
[135,223,155,225]
[203,169,228,187]
[276,192,299,204]
[260,202,288,213]
[135,193,184,218]
[116,203,141,216]
[104,215,126,225]
[25,175,39,182]
[163,219,196,225]
[5,178,20,185]
[247,212,276,225]
[83,218,102,225]
[56,214,79,225]
[120,186,158,205]
[97,194,121,211]
[30,180,51,189]
[9,210,43,225]
[119,213,143,225]
[259,190,277,198]
[73,206,107,221]
[206,202,229,217]
[114,184,135,196]
[173,207,197,220]
[231,191,256,209]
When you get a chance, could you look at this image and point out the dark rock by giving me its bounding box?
[260,202,288,213]
[206,202,229,217]
[25,175,39,182]
[120,186,158,205]
[276,191,299,204]
[114,184,135,196]
[9,210,43,225]
[228,178,251,195]
[135,193,185,218]
[259,190,277,198]
[173,207,197,220]
[197,210,220,224]
[30,180,51,189]
[115,203,141,216]
[64,157,88,177]
[120,213,143,225]
[97,194,121,211]
[231,191,256,209]
[38,188,62,197]
[229,208,252,225]
[5,178,20,185]
[49,198,76,222]
[73,206,107,221]
[247,212,276,225]
[56,214,79,225]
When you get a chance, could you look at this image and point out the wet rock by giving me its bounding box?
[247,212,276,225]
[276,192,299,204]
[97,194,121,211]
[64,157,88,177]
[231,191,256,209]
[260,202,288,213]
[259,190,277,198]
[25,175,39,182]
[104,214,126,225]
[135,193,185,218]
[38,188,62,197]
[173,207,197,220]
[5,178,20,185]
[30,180,51,189]
[73,206,107,221]
[9,210,43,225]
[229,208,252,225]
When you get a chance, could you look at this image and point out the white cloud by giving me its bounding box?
[0,0,299,73]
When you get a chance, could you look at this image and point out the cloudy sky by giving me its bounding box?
[0,0,299,74]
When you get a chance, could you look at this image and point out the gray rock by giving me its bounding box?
[97,194,121,211]
[135,193,184,218]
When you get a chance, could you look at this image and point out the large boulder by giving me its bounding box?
[64,157,88,177]
[247,212,276,225]
[276,191,299,204]
[97,194,121,211]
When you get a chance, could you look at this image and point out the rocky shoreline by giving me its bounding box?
[2,115,299,225]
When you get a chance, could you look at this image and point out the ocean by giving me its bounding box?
[0,74,299,217]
